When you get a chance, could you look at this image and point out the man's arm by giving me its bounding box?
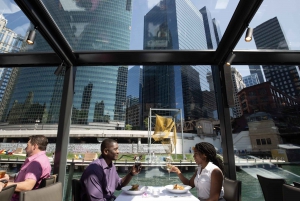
[121,164,141,187]
[8,179,36,192]
[83,167,107,201]
[0,178,36,192]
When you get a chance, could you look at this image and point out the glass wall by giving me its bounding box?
[0,1,299,201]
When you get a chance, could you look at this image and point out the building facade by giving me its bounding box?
[243,73,260,87]
[253,17,300,98]
[3,2,132,129]
[238,82,298,115]
[142,0,217,126]
[231,67,246,118]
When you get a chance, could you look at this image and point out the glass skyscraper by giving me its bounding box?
[253,17,300,98]
[4,1,132,127]
[142,0,216,123]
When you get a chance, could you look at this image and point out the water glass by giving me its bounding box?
[0,169,6,179]
[152,188,160,197]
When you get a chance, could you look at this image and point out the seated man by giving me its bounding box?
[80,138,141,201]
[0,135,51,201]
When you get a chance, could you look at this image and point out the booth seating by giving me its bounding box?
[257,174,287,201]
[282,183,300,201]
[72,179,82,201]
[83,153,98,161]
[293,181,300,188]
[13,148,23,154]
[39,175,57,188]
[0,184,17,201]
[20,182,62,201]
[223,177,242,201]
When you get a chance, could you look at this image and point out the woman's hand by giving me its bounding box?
[170,165,181,174]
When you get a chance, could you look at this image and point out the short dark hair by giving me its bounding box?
[101,138,117,153]
[29,135,48,151]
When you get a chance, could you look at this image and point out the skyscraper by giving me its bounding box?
[253,17,300,98]
[243,73,260,87]
[231,67,246,118]
[249,65,264,84]
[4,1,132,128]
[142,0,215,124]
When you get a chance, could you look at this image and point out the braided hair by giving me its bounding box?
[195,142,224,173]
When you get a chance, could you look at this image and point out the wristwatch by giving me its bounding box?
[0,179,8,188]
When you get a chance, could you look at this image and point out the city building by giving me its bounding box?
[231,67,246,118]
[0,14,23,53]
[142,0,217,125]
[238,81,298,115]
[3,2,132,129]
[243,73,260,87]
[125,66,142,129]
[253,17,300,98]
[249,65,265,83]
[0,14,23,121]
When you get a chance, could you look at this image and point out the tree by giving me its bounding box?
[125,124,132,130]
[144,118,149,130]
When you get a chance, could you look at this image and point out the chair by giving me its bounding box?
[293,181,300,188]
[0,184,17,201]
[282,184,300,201]
[20,182,62,201]
[257,174,287,201]
[72,179,82,201]
[39,175,56,188]
[223,177,242,201]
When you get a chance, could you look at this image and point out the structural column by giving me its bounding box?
[53,66,74,190]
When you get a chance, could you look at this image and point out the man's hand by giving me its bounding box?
[0,174,10,181]
[130,164,142,176]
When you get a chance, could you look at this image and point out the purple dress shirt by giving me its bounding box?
[80,156,122,201]
[12,151,51,201]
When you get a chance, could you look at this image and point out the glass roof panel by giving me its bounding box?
[0,0,54,53]
[235,0,300,50]
[42,0,238,51]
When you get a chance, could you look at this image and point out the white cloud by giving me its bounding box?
[0,0,20,14]
[13,22,30,35]
[215,0,229,9]
[147,0,160,9]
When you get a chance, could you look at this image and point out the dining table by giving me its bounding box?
[115,186,199,201]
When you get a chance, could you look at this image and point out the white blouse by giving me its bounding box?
[194,162,224,200]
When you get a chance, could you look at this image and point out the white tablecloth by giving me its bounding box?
[115,186,199,201]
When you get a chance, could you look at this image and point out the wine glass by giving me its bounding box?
[166,162,172,180]
[134,160,141,182]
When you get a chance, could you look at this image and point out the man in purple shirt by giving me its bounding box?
[0,135,51,201]
[80,138,142,201]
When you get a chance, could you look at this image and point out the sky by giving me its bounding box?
[1,0,299,76]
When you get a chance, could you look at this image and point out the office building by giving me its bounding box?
[231,67,246,118]
[142,0,215,124]
[4,2,132,128]
[249,65,264,83]
[253,17,300,98]
[243,73,260,87]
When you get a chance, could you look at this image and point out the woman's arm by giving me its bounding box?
[170,166,196,187]
[207,169,223,201]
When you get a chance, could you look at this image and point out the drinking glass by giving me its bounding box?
[134,160,141,183]
[166,163,172,180]
[0,169,6,179]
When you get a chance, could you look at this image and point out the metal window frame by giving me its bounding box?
[2,0,298,184]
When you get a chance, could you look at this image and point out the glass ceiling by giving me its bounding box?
[0,0,299,64]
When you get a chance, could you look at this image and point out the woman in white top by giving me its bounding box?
[170,142,225,201]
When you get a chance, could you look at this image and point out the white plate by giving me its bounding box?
[165,184,192,194]
[121,185,146,195]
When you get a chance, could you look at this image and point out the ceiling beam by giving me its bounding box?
[14,0,76,66]
[214,0,264,65]
[1,50,300,67]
